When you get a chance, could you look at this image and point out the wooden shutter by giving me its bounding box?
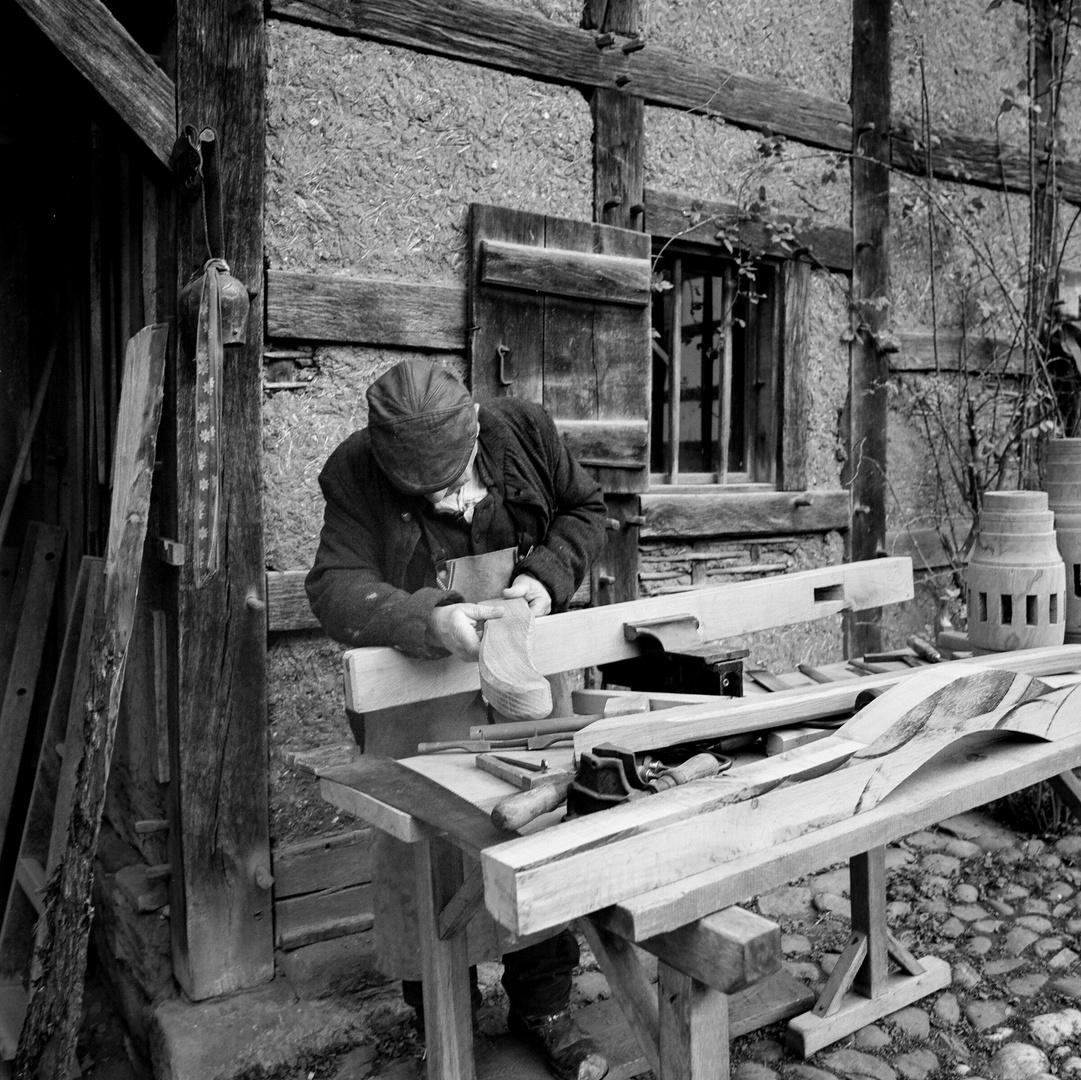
[468,204,651,494]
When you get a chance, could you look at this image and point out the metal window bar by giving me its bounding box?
[667,257,682,484]
[718,264,735,485]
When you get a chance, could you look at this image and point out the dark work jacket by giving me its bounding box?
[305,398,607,657]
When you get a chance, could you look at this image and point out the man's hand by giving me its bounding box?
[503,573,552,617]
[427,603,505,661]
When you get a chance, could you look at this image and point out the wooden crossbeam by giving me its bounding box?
[14,0,175,166]
[269,0,1081,203]
[343,558,914,712]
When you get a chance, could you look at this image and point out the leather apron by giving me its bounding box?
[369,545,521,979]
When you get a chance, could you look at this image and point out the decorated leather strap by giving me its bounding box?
[193,257,230,587]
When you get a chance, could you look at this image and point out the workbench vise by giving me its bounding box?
[598,614,748,697]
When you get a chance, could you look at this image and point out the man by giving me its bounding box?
[306,358,609,1080]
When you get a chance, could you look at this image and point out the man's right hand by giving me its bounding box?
[427,603,505,661]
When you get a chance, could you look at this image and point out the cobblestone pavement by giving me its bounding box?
[328,806,1081,1080]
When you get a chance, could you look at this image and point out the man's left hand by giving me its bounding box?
[503,573,552,617]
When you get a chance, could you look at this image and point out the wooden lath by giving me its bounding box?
[269,0,1081,205]
[13,0,175,167]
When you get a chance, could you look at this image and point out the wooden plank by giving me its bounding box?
[730,968,816,1037]
[780,261,812,490]
[266,270,466,351]
[892,330,1021,375]
[0,559,100,989]
[0,523,65,905]
[14,326,166,1079]
[480,239,650,306]
[639,489,850,537]
[484,670,1081,936]
[470,204,546,404]
[658,961,728,1080]
[646,190,852,273]
[343,558,914,711]
[266,569,320,633]
[555,419,649,471]
[415,838,475,1080]
[579,918,660,1078]
[636,906,779,995]
[846,0,891,657]
[170,0,272,1003]
[13,0,174,166]
[319,757,508,857]
[574,645,1078,755]
[274,883,374,951]
[271,829,373,899]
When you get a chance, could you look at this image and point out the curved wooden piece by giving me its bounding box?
[478,598,553,721]
[482,668,1081,935]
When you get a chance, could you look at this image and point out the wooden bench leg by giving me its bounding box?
[659,961,729,1080]
[415,837,475,1080]
[787,845,951,1058]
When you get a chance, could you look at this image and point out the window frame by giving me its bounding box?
[649,242,783,490]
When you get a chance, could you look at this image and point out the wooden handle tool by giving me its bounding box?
[491,774,574,831]
[648,752,723,791]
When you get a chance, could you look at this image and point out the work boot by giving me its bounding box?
[507,1006,609,1080]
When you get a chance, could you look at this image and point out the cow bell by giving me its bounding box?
[179,261,251,356]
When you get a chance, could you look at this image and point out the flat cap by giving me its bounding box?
[366,359,477,495]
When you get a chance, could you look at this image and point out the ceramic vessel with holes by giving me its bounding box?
[966,490,1066,652]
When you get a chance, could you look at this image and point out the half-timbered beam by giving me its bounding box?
[846,0,891,657]
[269,0,1081,204]
[169,0,273,1000]
[13,0,175,166]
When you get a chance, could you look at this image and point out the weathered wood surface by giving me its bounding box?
[0,524,65,900]
[478,598,553,721]
[846,0,891,657]
[480,239,651,305]
[0,559,100,1015]
[555,419,649,473]
[646,190,852,273]
[266,569,319,633]
[274,883,374,951]
[171,0,273,1002]
[892,331,1021,375]
[658,962,729,1080]
[266,269,467,351]
[343,558,914,712]
[639,489,849,538]
[13,0,174,166]
[14,325,166,1080]
[269,0,1081,204]
[484,667,1081,935]
[271,828,373,898]
[780,261,812,491]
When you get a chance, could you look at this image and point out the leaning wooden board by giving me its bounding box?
[342,558,914,712]
[480,665,1081,935]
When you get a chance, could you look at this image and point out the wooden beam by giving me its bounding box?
[556,418,648,471]
[639,489,849,538]
[480,240,651,305]
[266,269,467,351]
[13,0,174,166]
[170,0,273,1001]
[647,190,853,273]
[269,0,850,151]
[846,0,891,657]
[268,0,1081,204]
[891,330,1022,375]
[266,569,319,633]
[342,558,914,712]
[658,962,729,1080]
[780,261,812,489]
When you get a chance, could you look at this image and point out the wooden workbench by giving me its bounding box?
[319,673,1081,1080]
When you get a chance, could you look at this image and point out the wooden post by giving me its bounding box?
[658,961,729,1080]
[170,0,273,999]
[846,0,891,657]
[587,0,644,605]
